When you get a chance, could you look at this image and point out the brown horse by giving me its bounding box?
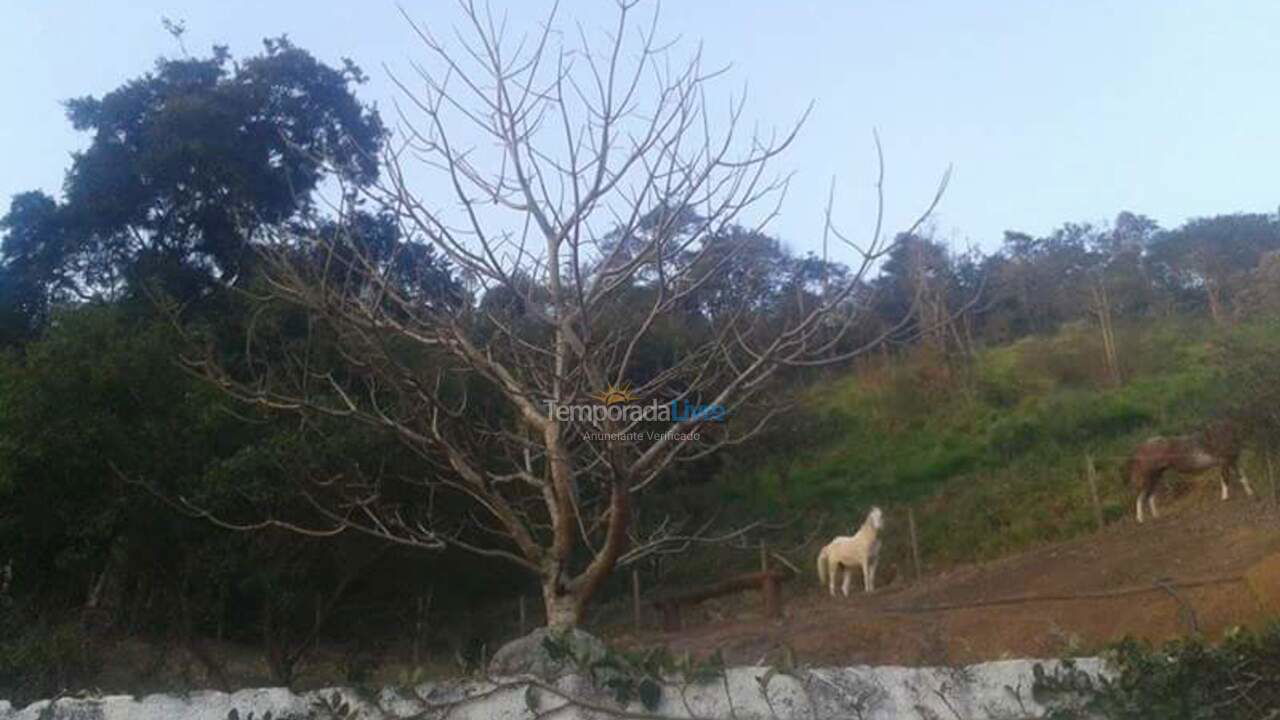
[1123,421,1254,523]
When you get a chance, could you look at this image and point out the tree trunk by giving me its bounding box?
[1206,281,1226,326]
[1100,309,1121,386]
[542,581,586,630]
[1089,280,1122,386]
[538,481,630,631]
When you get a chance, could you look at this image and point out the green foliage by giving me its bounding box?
[0,304,237,604]
[1147,213,1280,315]
[310,690,360,720]
[0,37,385,345]
[0,299,425,693]
[0,601,100,705]
[1035,625,1280,719]
[539,633,724,711]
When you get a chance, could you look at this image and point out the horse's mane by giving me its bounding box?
[858,506,883,534]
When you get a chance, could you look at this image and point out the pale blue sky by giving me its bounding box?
[3,2,1278,255]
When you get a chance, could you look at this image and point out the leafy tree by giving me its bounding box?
[0,304,238,608]
[984,230,1080,337]
[1147,213,1280,324]
[0,193,68,344]
[0,36,410,689]
[0,38,385,343]
[872,231,963,353]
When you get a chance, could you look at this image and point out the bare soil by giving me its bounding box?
[613,490,1280,666]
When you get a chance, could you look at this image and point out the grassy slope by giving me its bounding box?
[711,315,1280,572]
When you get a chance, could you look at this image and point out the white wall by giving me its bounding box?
[0,657,1108,720]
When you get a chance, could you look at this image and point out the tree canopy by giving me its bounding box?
[0,38,385,344]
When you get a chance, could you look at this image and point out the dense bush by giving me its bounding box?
[0,600,99,705]
[1036,625,1280,719]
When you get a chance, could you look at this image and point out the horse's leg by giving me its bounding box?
[1220,466,1231,501]
[1132,468,1153,523]
[827,560,837,597]
[1237,464,1256,497]
[841,566,852,597]
[1149,473,1164,519]
[867,557,877,593]
[1136,474,1157,517]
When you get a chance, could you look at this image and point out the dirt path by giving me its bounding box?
[618,494,1280,666]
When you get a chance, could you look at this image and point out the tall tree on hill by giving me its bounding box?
[0,193,67,344]
[179,1,949,629]
[0,36,424,683]
[0,38,386,344]
[1237,249,1280,315]
[875,231,981,359]
[990,230,1079,336]
[1147,213,1280,325]
[1034,220,1145,386]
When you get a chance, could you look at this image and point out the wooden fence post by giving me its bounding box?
[762,572,780,619]
[414,587,433,667]
[631,569,642,631]
[414,594,424,667]
[217,584,227,642]
[1268,450,1278,512]
[314,592,323,657]
[759,542,782,619]
[1086,454,1104,530]
[907,508,922,582]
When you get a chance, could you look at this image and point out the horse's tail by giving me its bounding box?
[816,546,828,585]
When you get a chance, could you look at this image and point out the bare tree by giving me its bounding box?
[1084,216,1154,387]
[179,0,946,629]
[1085,272,1122,386]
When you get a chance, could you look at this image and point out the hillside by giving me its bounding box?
[618,489,1280,666]
[697,314,1280,577]
[590,312,1280,666]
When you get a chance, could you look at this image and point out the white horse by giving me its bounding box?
[816,506,885,596]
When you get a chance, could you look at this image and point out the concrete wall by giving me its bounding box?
[0,657,1107,720]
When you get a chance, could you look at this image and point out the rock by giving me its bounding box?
[488,627,608,679]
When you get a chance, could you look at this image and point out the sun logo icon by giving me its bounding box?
[593,383,640,406]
